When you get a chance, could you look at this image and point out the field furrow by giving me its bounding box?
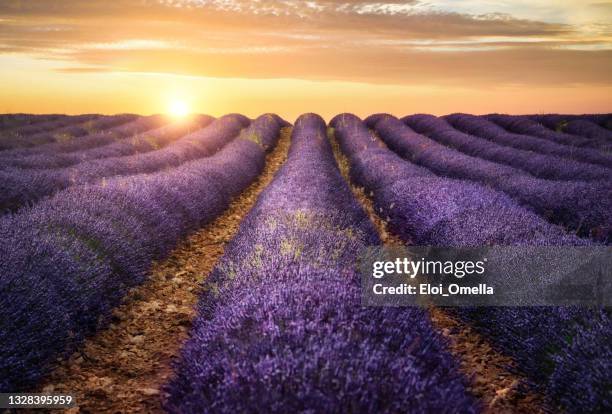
[165,114,478,414]
[0,115,117,150]
[0,115,242,213]
[445,113,612,168]
[403,114,611,181]
[0,114,284,392]
[0,115,173,167]
[368,114,611,242]
[487,114,607,150]
[329,123,545,414]
[332,113,611,413]
[34,126,292,413]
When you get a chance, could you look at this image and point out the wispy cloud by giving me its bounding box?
[82,39,177,50]
[0,0,610,87]
[55,66,113,73]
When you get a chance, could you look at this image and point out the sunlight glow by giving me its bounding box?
[168,100,189,118]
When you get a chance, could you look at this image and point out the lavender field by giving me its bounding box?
[0,112,610,413]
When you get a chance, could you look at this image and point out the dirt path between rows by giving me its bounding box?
[329,129,545,414]
[37,128,291,413]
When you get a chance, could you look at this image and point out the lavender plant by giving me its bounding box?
[0,115,132,150]
[333,113,611,413]
[563,119,612,142]
[445,113,612,168]
[164,113,478,414]
[486,114,603,149]
[0,115,174,167]
[0,114,99,140]
[366,114,611,242]
[531,114,611,147]
[0,114,246,213]
[0,114,66,132]
[403,114,611,181]
[0,114,284,392]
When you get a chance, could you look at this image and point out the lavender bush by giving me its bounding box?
[445,113,612,168]
[486,114,604,150]
[164,113,478,414]
[31,114,219,164]
[366,114,611,242]
[0,115,174,167]
[0,114,284,392]
[0,114,245,212]
[333,113,611,413]
[531,114,611,146]
[0,115,132,150]
[0,114,98,140]
[402,114,611,181]
[0,114,66,131]
[577,114,612,128]
[563,119,612,142]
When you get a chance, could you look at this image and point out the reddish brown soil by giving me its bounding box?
[36,128,291,413]
[429,308,545,413]
[329,129,545,414]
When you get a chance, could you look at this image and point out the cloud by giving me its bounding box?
[55,66,112,73]
[0,0,572,38]
[61,43,610,86]
[0,0,610,88]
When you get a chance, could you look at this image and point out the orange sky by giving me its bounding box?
[0,1,611,119]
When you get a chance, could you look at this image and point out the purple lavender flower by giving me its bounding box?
[445,113,612,168]
[0,114,284,392]
[164,113,478,414]
[335,113,611,413]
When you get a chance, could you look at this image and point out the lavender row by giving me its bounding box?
[0,114,66,131]
[485,114,601,149]
[531,114,612,143]
[0,115,101,150]
[0,114,98,138]
[584,114,612,127]
[402,114,611,182]
[531,113,612,128]
[366,115,611,242]
[332,113,611,413]
[0,115,235,213]
[445,113,612,168]
[0,114,283,392]
[165,113,478,414]
[563,120,612,142]
[22,114,215,165]
[574,113,612,128]
[0,115,171,165]
[336,114,588,246]
[0,114,140,151]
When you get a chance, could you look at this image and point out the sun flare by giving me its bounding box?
[168,100,189,118]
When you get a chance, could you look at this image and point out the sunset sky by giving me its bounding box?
[0,1,611,118]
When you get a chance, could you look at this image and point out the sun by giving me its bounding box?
[168,100,189,118]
